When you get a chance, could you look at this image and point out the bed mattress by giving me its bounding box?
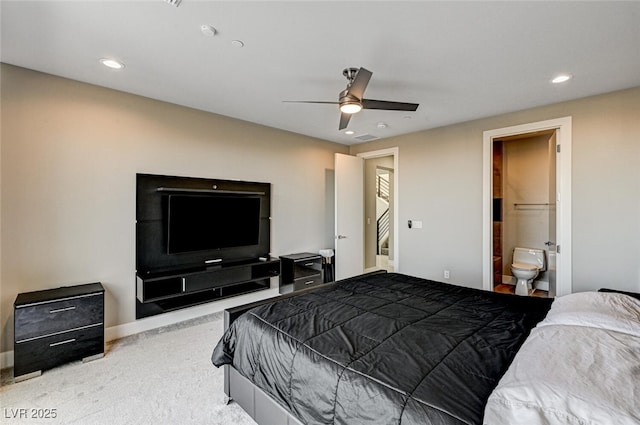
[212,272,553,425]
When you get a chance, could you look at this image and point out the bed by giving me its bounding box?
[212,271,556,424]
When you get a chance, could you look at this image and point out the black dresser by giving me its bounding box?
[14,282,105,382]
[279,253,324,294]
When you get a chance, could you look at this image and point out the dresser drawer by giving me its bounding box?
[14,293,103,342]
[293,274,324,291]
[14,324,104,379]
[293,257,322,278]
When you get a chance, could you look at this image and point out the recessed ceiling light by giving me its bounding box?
[377,122,388,129]
[345,130,355,135]
[100,58,124,70]
[231,40,245,48]
[551,74,572,84]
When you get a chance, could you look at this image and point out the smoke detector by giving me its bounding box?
[201,25,216,37]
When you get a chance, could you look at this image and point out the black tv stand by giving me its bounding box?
[136,257,279,319]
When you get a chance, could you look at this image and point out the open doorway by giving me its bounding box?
[358,147,399,274]
[491,130,556,297]
[483,117,572,297]
[364,159,394,272]
[335,148,399,280]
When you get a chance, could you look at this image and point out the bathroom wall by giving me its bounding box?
[502,134,553,283]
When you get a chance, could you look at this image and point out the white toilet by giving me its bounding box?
[510,247,546,296]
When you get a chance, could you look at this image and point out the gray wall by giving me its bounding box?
[351,87,640,294]
[2,63,639,355]
[0,64,348,353]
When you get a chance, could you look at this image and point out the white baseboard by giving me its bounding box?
[534,280,549,291]
[1,350,14,370]
[1,284,280,370]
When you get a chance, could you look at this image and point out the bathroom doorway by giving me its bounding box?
[482,117,572,298]
[492,130,556,297]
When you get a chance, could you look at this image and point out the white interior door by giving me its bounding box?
[335,153,364,280]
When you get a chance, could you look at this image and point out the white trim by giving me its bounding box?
[483,117,572,297]
[357,147,400,272]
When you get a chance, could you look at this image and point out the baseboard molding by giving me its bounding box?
[1,350,14,370]
[1,285,280,370]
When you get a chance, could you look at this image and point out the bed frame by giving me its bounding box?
[221,270,387,425]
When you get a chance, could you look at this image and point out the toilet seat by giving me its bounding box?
[511,262,538,272]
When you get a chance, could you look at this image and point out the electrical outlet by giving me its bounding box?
[444,270,450,279]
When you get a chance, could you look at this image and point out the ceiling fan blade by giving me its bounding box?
[362,99,419,111]
[339,112,352,130]
[283,100,339,105]
[348,68,372,99]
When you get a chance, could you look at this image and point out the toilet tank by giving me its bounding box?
[513,247,546,271]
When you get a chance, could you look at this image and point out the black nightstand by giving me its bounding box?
[14,282,105,382]
[279,253,323,294]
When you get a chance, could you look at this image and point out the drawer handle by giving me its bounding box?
[304,263,315,267]
[304,280,315,285]
[50,338,76,347]
[49,306,76,314]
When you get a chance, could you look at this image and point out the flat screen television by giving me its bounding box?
[167,194,261,254]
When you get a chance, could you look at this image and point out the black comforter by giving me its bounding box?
[212,272,552,425]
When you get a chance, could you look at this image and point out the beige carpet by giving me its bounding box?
[0,312,256,425]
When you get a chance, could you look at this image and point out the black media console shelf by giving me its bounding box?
[136,174,276,319]
[136,257,279,319]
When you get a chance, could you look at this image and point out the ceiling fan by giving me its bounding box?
[285,67,419,130]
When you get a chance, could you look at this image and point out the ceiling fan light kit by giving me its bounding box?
[338,88,363,113]
[285,67,419,131]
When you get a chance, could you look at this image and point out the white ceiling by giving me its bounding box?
[2,1,639,145]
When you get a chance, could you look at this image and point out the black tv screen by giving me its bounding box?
[167,194,261,254]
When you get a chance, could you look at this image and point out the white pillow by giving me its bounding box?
[538,291,640,337]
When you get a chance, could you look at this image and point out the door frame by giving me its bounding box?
[357,147,400,272]
[482,117,572,296]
